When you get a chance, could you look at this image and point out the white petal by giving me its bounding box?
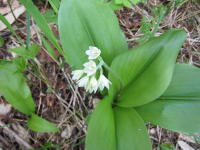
[85,46,101,60]
[86,76,98,93]
[83,61,97,76]
[98,74,111,91]
[71,70,84,80]
[77,76,89,87]
[85,49,92,55]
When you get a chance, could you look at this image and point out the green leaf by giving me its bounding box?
[109,1,124,10]
[43,9,58,23]
[109,29,186,107]
[48,0,60,14]
[85,97,116,150]
[136,64,200,134]
[114,107,152,150]
[160,143,175,150]
[130,0,141,4]
[0,62,35,115]
[136,99,200,134]
[27,114,59,132]
[115,0,122,4]
[58,0,128,69]
[161,64,200,99]
[9,43,41,59]
[0,36,4,47]
[113,0,140,8]
[19,0,63,55]
[122,0,132,7]
[12,57,27,71]
[41,36,58,62]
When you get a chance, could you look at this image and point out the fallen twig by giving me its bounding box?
[0,121,33,149]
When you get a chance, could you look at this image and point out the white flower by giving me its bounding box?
[77,76,89,88]
[72,46,112,94]
[71,70,84,80]
[86,76,98,93]
[85,46,101,60]
[98,74,111,91]
[83,60,97,76]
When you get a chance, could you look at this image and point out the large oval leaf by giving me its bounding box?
[136,100,200,134]
[161,64,200,98]
[109,29,186,107]
[114,107,152,150]
[0,62,35,115]
[136,64,200,134]
[58,0,128,69]
[85,97,116,150]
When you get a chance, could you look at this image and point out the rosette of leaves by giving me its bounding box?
[58,0,200,149]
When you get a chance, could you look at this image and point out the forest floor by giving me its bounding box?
[0,0,200,149]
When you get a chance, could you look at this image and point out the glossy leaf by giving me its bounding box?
[114,107,152,150]
[109,29,186,107]
[136,64,200,134]
[136,99,200,134]
[161,64,200,99]
[58,0,128,69]
[0,62,35,115]
[27,114,59,132]
[85,97,116,150]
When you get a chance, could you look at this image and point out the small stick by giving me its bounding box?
[0,121,33,149]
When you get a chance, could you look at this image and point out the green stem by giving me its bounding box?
[98,57,124,88]
[26,12,31,49]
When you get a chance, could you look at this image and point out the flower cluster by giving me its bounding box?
[71,46,111,93]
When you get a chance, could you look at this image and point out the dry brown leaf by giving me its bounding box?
[0,103,11,116]
[61,124,75,139]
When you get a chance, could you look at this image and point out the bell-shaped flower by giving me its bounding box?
[77,76,89,88]
[85,46,101,60]
[83,60,97,76]
[71,70,84,80]
[98,74,111,91]
[86,76,98,93]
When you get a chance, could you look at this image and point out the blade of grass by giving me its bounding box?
[0,13,23,45]
[41,36,59,64]
[19,0,63,56]
[48,0,60,14]
[26,12,31,48]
